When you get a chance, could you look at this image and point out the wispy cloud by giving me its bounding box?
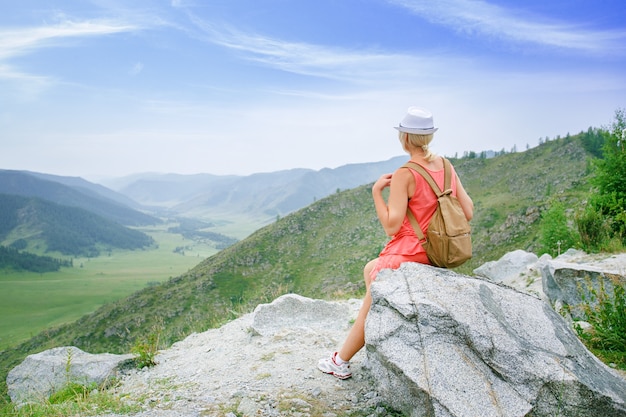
[188,15,465,84]
[388,0,626,54]
[0,63,55,99]
[0,17,144,92]
[0,19,139,60]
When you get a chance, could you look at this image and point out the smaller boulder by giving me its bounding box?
[7,346,133,405]
[473,250,547,297]
[251,293,359,337]
[473,249,539,283]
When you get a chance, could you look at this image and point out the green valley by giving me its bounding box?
[0,225,218,351]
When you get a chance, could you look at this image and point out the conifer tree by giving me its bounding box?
[591,108,626,242]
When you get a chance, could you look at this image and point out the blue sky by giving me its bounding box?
[1,0,625,179]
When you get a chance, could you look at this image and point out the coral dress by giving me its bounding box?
[370,161,460,280]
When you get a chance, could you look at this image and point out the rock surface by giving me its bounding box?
[94,295,384,416]
[473,249,539,283]
[541,250,626,319]
[474,249,626,311]
[366,262,626,417]
[7,346,133,405]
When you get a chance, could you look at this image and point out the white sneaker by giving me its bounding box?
[317,352,352,379]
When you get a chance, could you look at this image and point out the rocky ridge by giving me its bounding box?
[8,250,626,416]
[99,297,379,416]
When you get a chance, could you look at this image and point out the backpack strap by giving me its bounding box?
[406,205,426,242]
[402,157,453,242]
[402,158,452,197]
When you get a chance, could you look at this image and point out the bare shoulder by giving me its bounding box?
[393,165,414,179]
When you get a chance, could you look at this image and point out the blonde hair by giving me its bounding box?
[400,132,437,162]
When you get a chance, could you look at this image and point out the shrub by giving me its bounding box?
[576,204,612,252]
[589,108,626,247]
[539,202,578,256]
[574,279,626,369]
[131,325,161,369]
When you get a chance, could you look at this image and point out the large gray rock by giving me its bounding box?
[7,346,133,405]
[365,262,626,417]
[541,252,626,319]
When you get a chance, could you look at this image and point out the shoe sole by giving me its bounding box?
[329,372,352,380]
[319,368,352,380]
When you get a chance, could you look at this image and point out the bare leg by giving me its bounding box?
[338,258,377,362]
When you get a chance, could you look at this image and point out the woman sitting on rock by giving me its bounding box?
[318,106,474,379]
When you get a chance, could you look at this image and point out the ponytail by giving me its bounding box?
[400,132,437,162]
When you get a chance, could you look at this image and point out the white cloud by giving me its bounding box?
[388,0,626,54]
[188,16,468,85]
[0,19,139,61]
[0,17,148,96]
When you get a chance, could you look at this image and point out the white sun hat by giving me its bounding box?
[394,106,438,134]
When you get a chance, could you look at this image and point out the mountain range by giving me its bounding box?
[0,170,157,226]
[100,157,409,229]
[0,157,412,256]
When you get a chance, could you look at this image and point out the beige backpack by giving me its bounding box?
[403,158,472,268]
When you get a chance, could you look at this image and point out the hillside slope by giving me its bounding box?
[0,170,158,226]
[27,171,143,210]
[0,135,596,399]
[456,134,591,259]
[0,194,155,257]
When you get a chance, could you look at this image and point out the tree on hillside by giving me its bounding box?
[579,108,626,250]
[594,109,626,199]
[580,126,607,158]
[539,202,578,257]
[593,109,626,240]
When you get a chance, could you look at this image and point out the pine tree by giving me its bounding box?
[591,108,626,242]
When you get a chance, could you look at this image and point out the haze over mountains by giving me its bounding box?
[1,156,411,251]
[100,156,408,223]
[0,156,410,256]
[0,131,593,259]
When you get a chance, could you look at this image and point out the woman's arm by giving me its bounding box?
[372,168,412,236]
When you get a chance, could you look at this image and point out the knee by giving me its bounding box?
[363,259,377,286]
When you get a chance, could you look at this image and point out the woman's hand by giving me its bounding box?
[372,173,393,194]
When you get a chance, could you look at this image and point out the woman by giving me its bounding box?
[318,106,474,379]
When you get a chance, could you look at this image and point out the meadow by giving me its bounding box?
[0,225,217,351]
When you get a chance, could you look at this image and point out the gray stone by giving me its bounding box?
[542,257,626,319]
[474,250,545,298]
[365,262,626,417]
[237,397,260,416]
[7,346,133,405]
[473,249,539,283]
[251,293,356,337]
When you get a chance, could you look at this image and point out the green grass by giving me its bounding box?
[195,211,275,241]
[0,385,142,417]
[0,224,217,351]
